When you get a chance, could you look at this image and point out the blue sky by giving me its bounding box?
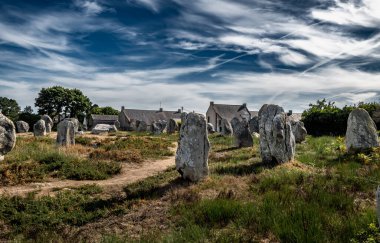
[0,0,379,113]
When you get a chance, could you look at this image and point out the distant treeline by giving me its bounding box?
[302,99,380,136]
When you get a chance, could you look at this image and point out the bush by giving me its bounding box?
[302,99,380,136]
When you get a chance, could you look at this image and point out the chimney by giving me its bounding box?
[288,110,293,116]
[242,103,247,108]
[181,106,184,112]
[121,106,125,111]
[178,109,181,113]
[159,108,163,112]
[210,101,214,106]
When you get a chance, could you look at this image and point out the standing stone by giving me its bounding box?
[176,113,210,182]
[137,121,147,132]
[248,116,259,134]
[114,120,121,130]
[259,104,295,164]
[291,120,307,143]
[221,118,233,136]
[230,117,253,148]
[207,123,215,134]
[34,119,46,137]
[42,115,53,133]
[346,108,379,152]
[151,120,167,135]
[57,120,75,146]
[167,119,178,134]
[0,113,16,161]
[91,124,118,134]
[64,118,80,133]
[16,121,30,133]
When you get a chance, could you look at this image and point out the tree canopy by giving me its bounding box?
[0,97,21,121]
[35,86,92,121]
[91,106,119,115]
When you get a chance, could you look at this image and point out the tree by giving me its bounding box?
[23,106,34,114]
[0,97,21,121]
[35,86,92,122]
[91,106,119,115]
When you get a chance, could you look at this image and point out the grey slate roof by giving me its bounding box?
[90,114,118,121]
[122,109,181,125]
[212,104,248,121]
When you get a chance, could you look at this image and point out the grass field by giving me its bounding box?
[0,133,380,242]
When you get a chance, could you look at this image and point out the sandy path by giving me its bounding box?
[0,154,176,197]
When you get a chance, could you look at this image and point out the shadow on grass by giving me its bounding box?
[124,176,192,200]
[213,161,276,176]
[215,147,240,153]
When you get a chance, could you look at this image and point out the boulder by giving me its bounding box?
[291,120,307,143]
[207,123,215,134]
[346,108,379,152]
[57,120,75,146]
[259,104,295,164]
[176,113,210,182]
[221,118,233,136]
[248,116,259,134]
[64,118,80,133]
[91,124,118,135]
[0,113,16,161]
[114,120,121,130]
[167,119,178,134]
[151,120,167,135]
[230,117,253,148]
[137,121,147,132]
[41,115,53,133]
[16,121,29,133]
[33,119,46,137]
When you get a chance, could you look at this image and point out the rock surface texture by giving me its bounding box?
[0,113,16,161]
[16,121,29,133]
[151,120,167,135]
[230,117,253,148]
[64,118,80,133]
[167,119,178,134]
[91,124,118,134]
[221,118,233,136]
[136,121,147,132]
[259,104,295,164]
[176,113,210,182]
[346,108,379,152]
[249,116,259,134]
[291,120,307,143]
[42,115,53,133]
[57,120,75,146]
[33,119,46,137]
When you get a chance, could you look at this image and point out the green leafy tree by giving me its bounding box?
[35,86,92,122]
[0,97,21,121]
[91,106,119,115]
[23,106,34,114]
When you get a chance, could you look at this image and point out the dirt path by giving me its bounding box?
[0,154,176,197]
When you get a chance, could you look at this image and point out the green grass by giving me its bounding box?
[0,185,127,240]
[0,136,122,185]
[1,134,380,242]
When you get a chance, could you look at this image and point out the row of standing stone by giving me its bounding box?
[175,105,380,182]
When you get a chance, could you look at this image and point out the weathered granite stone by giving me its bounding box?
[221,118,233,136]
[259,104,295,164]
[16,121,29,133]
[57,120,75,146]
[34,119,46,137]
[64,118,80,133]
[42,115,53,133]
[151,120,167,135]
[346,108,379,152]
[176,113,210,182]
[114,120,121,130]
[91,124,118,134]
[230,117,253,148]
[248,116,259,134]
[0,113,16,161]
[167,119,178,134]
[291,120,307,143]
[207,123,215,134]
[137,120,147,132]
